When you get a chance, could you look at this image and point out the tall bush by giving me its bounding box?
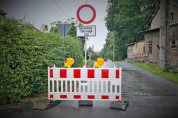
[0,18,84,104]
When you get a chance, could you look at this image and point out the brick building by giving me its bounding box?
[169,1,178,67]
[127,41,146,62]
[127,0,178,67]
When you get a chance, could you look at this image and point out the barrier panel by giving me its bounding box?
[48,67,122,101]
[169,55,178,67]
[127,53,148,62]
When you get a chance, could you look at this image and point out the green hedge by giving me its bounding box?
[0,18,83,104]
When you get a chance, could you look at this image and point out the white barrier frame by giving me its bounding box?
[48,67,122,101]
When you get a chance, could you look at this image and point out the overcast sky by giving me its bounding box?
[0,0,108,52]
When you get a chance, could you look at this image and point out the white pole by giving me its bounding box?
[85,34,87,68]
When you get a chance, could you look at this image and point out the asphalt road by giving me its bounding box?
[2,61,178,118]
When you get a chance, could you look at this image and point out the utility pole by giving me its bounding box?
[165,0,170,72]
[159,0,170,71]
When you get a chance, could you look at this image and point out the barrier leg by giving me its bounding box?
[79,100,93,106]
[110,99,129,111]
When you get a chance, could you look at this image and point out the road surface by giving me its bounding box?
[1,61,178,118]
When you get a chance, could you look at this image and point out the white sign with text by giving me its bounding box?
[76,25,96,37]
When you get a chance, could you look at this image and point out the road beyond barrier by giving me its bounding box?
[48,67,122,101]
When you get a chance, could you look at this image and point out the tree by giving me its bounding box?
[49,19,85,57]
[99,32,114,60]
[102,0,160,60]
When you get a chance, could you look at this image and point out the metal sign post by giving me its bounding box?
[56,24,72,66]
[84,33,88,68]
[76,4,96,68]
[63,25,65,64]
[77,26,96,68]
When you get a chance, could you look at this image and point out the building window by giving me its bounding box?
[148,41,152,54]
[170,12,174,21]
[171,40,176,49]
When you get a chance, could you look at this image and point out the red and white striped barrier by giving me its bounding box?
[128,53,148,59]
[48,67,122,101]
[169,55,178,61]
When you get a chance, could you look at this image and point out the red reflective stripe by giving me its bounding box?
[50,95,53,98]
[60,95,67,99]
[102,95,109,99]
[116,96,119,99]
[102,69,109,78]
[50,69,53,78]
[60,69,67,78]
[88,69,95,78]
[74,95,81,99]
[74,69,81,78]
[116,70,119,79]
[88,95,95,99]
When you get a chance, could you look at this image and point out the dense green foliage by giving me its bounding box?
[87,47,98,61]
[99,0,160,60]
[99,33,114,60]
[0,18,84,104]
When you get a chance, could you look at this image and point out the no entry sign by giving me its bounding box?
[76,4,96,24]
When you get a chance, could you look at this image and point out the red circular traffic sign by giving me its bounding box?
[76,4,96,24]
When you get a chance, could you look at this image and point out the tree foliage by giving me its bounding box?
[49,19,85,53]
[87,47,99,61]
[49,18,78,37]
[99,32,114,60]
[100,0,160,60]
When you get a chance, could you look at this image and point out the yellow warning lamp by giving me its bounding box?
[95,58,104,68]
[94,62,98,68]
[65,58,74,68]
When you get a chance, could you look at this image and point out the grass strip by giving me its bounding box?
[131,62,178,84]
